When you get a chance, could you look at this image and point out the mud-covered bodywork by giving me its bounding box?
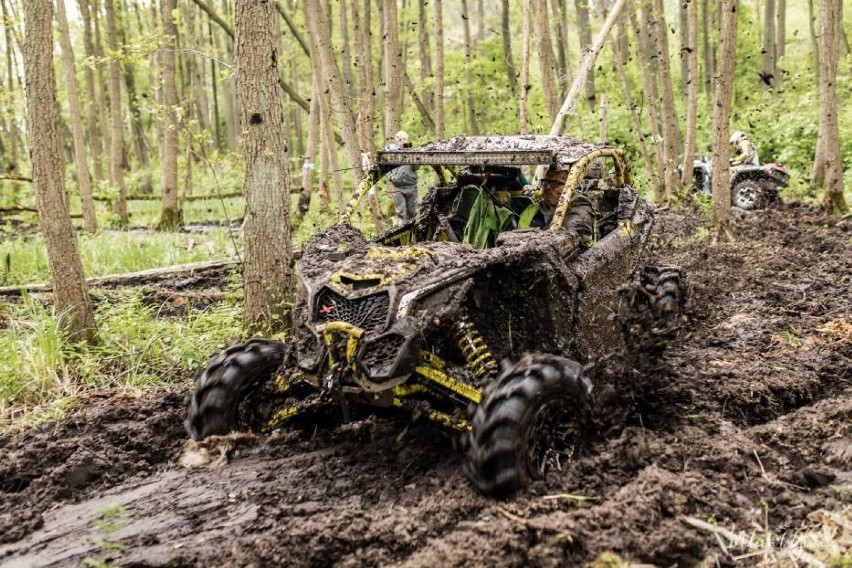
[291,135,652,404]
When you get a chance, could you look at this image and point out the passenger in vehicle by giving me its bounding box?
[517,167,595,244]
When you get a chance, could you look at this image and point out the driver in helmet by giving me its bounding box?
[729,131,759,167]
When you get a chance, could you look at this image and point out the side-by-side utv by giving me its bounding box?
[186,135,685,497]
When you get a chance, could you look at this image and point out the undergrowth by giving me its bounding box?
[0,291,248,430]
[0,229,239,286]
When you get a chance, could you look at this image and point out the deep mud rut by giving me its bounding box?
[1,205,849,567]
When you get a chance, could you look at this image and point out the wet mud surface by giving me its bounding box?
[0,205,849,567]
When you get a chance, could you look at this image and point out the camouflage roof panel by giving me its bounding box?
[401,135,607,169]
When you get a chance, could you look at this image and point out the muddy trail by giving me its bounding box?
[1,205,850,567]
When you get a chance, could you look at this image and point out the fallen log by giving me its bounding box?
[0,174,32,182]
[0,250,303,296]
[0,205,84,218]
[0,259,239,296]
[90,192,243,202]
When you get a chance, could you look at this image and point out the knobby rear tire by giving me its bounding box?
[465,354,592,498]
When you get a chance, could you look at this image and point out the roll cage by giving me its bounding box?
[340,139,633,236]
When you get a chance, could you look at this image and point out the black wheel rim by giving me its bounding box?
[526,397,581,478]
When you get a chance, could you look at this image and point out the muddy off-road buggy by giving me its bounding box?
[690,156,790,210]
[187,135,685,497]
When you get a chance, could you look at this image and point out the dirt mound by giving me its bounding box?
[1,205,849,567]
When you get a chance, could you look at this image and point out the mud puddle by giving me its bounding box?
[0,205,849,567]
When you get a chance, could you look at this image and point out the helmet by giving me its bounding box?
[729,131,745,144]
[395,130,409,145]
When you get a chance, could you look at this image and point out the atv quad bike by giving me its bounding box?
[187,135,685,497]
[691,156,790,210]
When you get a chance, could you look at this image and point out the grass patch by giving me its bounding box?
[0,229,240,286]
[0,289,249,430]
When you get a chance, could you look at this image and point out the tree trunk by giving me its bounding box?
[104,0,128,224]
[404,71,435,132]
[612,19,659,190]
[318,108,330,207]
[519,0,531,134]
[375,0,385,138]
[679,0,688,96]
[338,0,354,101]
[461,0,479,134]
[501,0,517,95]
[1,0,19,176]
[56,0,98,233]
[289,56,304,159]
[208,19,222,149]
[476,0,484,44]
[382,0,403,140]
[816,0,847,213]
[23,0,97,343]
[547,0,626,138]
[711,0,738,243]
[535,0,559,122]
[681,0,699,188]
[701,0,712,97]
[630,4,665,196]
[117,3,150,173]
[275,1,310,57]
[574,0,595,108]
[234,0,294,332]
[551,0,568,97]
[158,0,182,228]
[183,132,193,197]
[418,0,433,114]
[304,0,362,188]
[641,5,662,135]
[297,73,320,218]
[776,0,785,60]
[762,0,776,89]
[186,0,212,137]
[352,0,375,151]
[651,0,681,203]
[432,0,444,138]
[92,0,110,158]
[77,0,104,183]
[808,0,819,84]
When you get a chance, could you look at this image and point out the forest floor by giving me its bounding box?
[0,205,850,567]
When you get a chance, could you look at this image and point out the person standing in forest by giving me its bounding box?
[386,131,419,225]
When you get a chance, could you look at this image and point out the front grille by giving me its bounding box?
[314,287,390,333]
[362,334,406,378]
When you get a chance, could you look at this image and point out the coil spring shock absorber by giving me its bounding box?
[453,313,497,380]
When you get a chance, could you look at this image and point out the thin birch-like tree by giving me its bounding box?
[710,0,739,243]
[55,0,97,233]
[814,0,847,213]
[158,0,182,229]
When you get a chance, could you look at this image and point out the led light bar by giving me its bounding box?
[375,150,554,167]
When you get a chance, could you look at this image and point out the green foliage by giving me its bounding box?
[0,290,245,429]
